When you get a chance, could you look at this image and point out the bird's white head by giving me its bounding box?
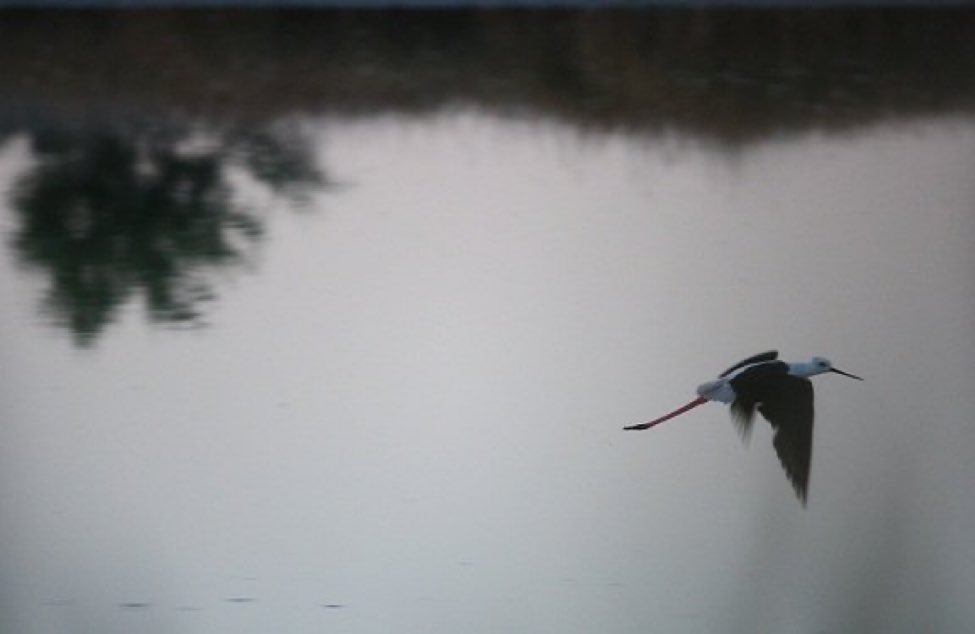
[791,357,863,380]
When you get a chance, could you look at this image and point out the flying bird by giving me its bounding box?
[624,350,862,503]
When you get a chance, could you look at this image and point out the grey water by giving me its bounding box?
[1,10,974,634]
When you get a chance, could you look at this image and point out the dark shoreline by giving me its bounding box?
[1,8,972,143]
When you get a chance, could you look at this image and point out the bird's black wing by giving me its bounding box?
[729,391,758,442]
[755,375,814,504]
[719,350,779,377]
[727,360,785,442]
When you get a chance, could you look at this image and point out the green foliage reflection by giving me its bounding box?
[10,121,322,347]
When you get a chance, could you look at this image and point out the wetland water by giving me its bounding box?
[1,10,974,634]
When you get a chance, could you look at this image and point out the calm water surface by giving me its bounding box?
[2,10,975,634]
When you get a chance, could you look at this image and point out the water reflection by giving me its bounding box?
[1,10,972,139]
[8,118,323,346]
[1,9,973,346]
[2,16,974,630]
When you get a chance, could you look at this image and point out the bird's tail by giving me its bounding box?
[696,379,733,404]
[696,379,721,396]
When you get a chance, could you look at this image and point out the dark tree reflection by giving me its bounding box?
[10,120,323,347]
[2,9,973,346]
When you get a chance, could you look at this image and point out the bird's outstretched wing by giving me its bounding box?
[719,350,778,377]
[726,357,782,442]
[755,375,814,504]
[730,392,758,442]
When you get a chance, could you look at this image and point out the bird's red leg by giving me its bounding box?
[624,396,708,431]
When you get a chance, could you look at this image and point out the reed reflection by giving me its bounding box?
[8,119,323,346]
[2,9,973,347]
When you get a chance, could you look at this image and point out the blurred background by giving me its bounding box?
[1,8,974,633]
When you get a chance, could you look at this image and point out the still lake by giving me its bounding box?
[1,10,974,634]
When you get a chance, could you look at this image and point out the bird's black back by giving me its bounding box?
[719,350,779,377]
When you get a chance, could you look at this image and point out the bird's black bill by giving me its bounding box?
[830,367,863,380]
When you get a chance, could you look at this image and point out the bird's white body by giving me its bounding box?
[696,357,840,404]
[696,378,736,404]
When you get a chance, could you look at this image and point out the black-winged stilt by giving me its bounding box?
[624,350,862,503]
